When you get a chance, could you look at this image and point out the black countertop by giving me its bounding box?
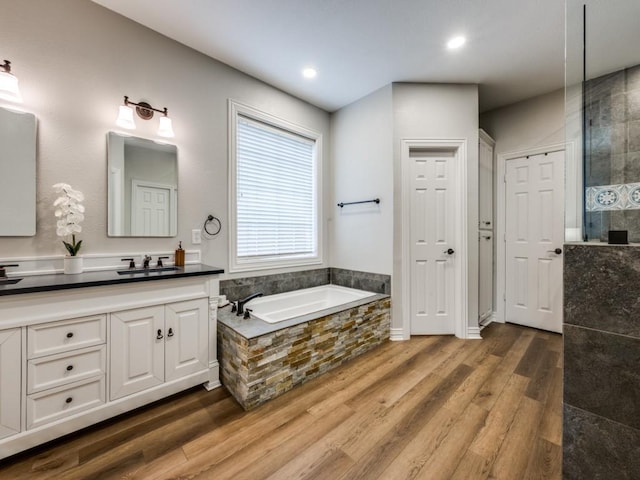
[0,263,224,297]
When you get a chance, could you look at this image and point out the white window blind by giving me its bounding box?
[236,114,317,260]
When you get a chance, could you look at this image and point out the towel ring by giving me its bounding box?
[203,215,222,236]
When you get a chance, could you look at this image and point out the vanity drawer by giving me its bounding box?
[28,315,106,358]
[27,345,106,394]
[27,376,105,429]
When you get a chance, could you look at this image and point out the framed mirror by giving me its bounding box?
[0,107,37,236]
[107,132,177,237]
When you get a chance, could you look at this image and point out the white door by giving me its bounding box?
[110,306,164,400]
[410,150,457,335]
[131,183,171,236]
[505,151,564,333]
[165,299,208,382]
[0,328,21,440]
[478,232,494,323]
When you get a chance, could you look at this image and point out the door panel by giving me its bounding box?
[505,151,564,333]
[0,329,21,439]
[410,151,456,335]
[165,299,208,382]
[110,306,164,400]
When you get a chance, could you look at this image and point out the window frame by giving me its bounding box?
[228,100,323,272]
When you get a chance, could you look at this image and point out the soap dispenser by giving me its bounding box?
[175,241,185,267]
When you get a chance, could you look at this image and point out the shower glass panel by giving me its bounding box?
[566,0,640,243]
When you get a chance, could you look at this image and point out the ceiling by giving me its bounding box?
[90,0,634,113]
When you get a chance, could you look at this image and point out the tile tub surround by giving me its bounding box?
[218,297,391,410]
[563,244,640,479]
[219,268,391,303]
[584,64,640,241]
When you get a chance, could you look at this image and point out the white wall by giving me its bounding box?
[0,0,330,276]
[329,85,393,274]
[392,83,480,330]
[480,88,564,155]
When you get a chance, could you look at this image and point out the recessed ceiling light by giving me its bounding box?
[302,67,317,79]
[447,36,466,49]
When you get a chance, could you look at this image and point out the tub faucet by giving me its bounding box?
[236,292,263,316]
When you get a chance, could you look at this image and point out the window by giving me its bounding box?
[229,101,322,271]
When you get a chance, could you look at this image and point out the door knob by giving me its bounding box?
[444,248,455,255]
[547,248,562,255]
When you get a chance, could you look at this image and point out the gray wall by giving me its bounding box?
[0,0,330,275]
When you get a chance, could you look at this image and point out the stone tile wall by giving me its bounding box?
[218,297,390,410]
[563,244,640,479]
[220,267,391,301]
[220,268,330,302]
[584,64,640,241]
[330,268,391,294]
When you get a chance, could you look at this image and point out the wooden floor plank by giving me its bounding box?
[0,323,562,480]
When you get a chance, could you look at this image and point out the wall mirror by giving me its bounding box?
[107,132,177,237]
[0,107,36,236]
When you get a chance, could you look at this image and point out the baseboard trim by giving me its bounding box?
[389,327,407,341]
[467,326,482,339]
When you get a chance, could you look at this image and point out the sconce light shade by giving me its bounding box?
[116,104,136,130]
[0,60,22,103]
[116,96,175,138]
[157,115,175,138]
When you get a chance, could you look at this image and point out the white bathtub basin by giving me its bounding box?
[245,284,376,323]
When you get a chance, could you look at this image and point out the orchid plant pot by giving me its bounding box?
[63,255,83,275]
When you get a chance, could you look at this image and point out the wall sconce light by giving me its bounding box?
[0,60,23,103]
[115,95,174,138]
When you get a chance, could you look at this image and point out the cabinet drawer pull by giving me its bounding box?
[66,332,74,338]
[66,365,74,371]
[156,329,163,340]
[65,397,73,404]
[167,328,174,337]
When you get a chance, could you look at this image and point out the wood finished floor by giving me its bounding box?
[0,322,562,480]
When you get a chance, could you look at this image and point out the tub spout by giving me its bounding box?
[237,292,263,315]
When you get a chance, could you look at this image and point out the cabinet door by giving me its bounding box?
[479,232,494,321]
[0,328,21,439]
[165,299,208,382]
[110,306,164,400]
[479,136,494,229]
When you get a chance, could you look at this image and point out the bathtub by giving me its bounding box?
[244,284,376,323]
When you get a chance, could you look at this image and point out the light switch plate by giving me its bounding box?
[191,229,202,244]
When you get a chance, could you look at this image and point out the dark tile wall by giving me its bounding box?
[330,268,391,294]
[219,268,330,302]
[563,244,640,479]
[220,267,391,301]
[585,64,640,241]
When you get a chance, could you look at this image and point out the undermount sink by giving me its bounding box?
[117,267,180,275]
[0,278,22,285]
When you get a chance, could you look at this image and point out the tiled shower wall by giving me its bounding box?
[220,268,391,302]
[584,64,640,241]
[563,245,640,479]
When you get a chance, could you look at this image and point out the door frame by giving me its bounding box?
[495,142,568,324]
[400,138,469,339]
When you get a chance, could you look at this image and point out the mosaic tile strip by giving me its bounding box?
[586,183,640,211]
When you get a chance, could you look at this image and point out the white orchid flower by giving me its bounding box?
[53,183,85,256]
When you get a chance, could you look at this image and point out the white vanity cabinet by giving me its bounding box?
[0,328,21,440]
[110,298,208,400]
[0,275,220,460]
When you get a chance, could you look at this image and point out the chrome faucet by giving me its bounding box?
[235,292,263,316]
